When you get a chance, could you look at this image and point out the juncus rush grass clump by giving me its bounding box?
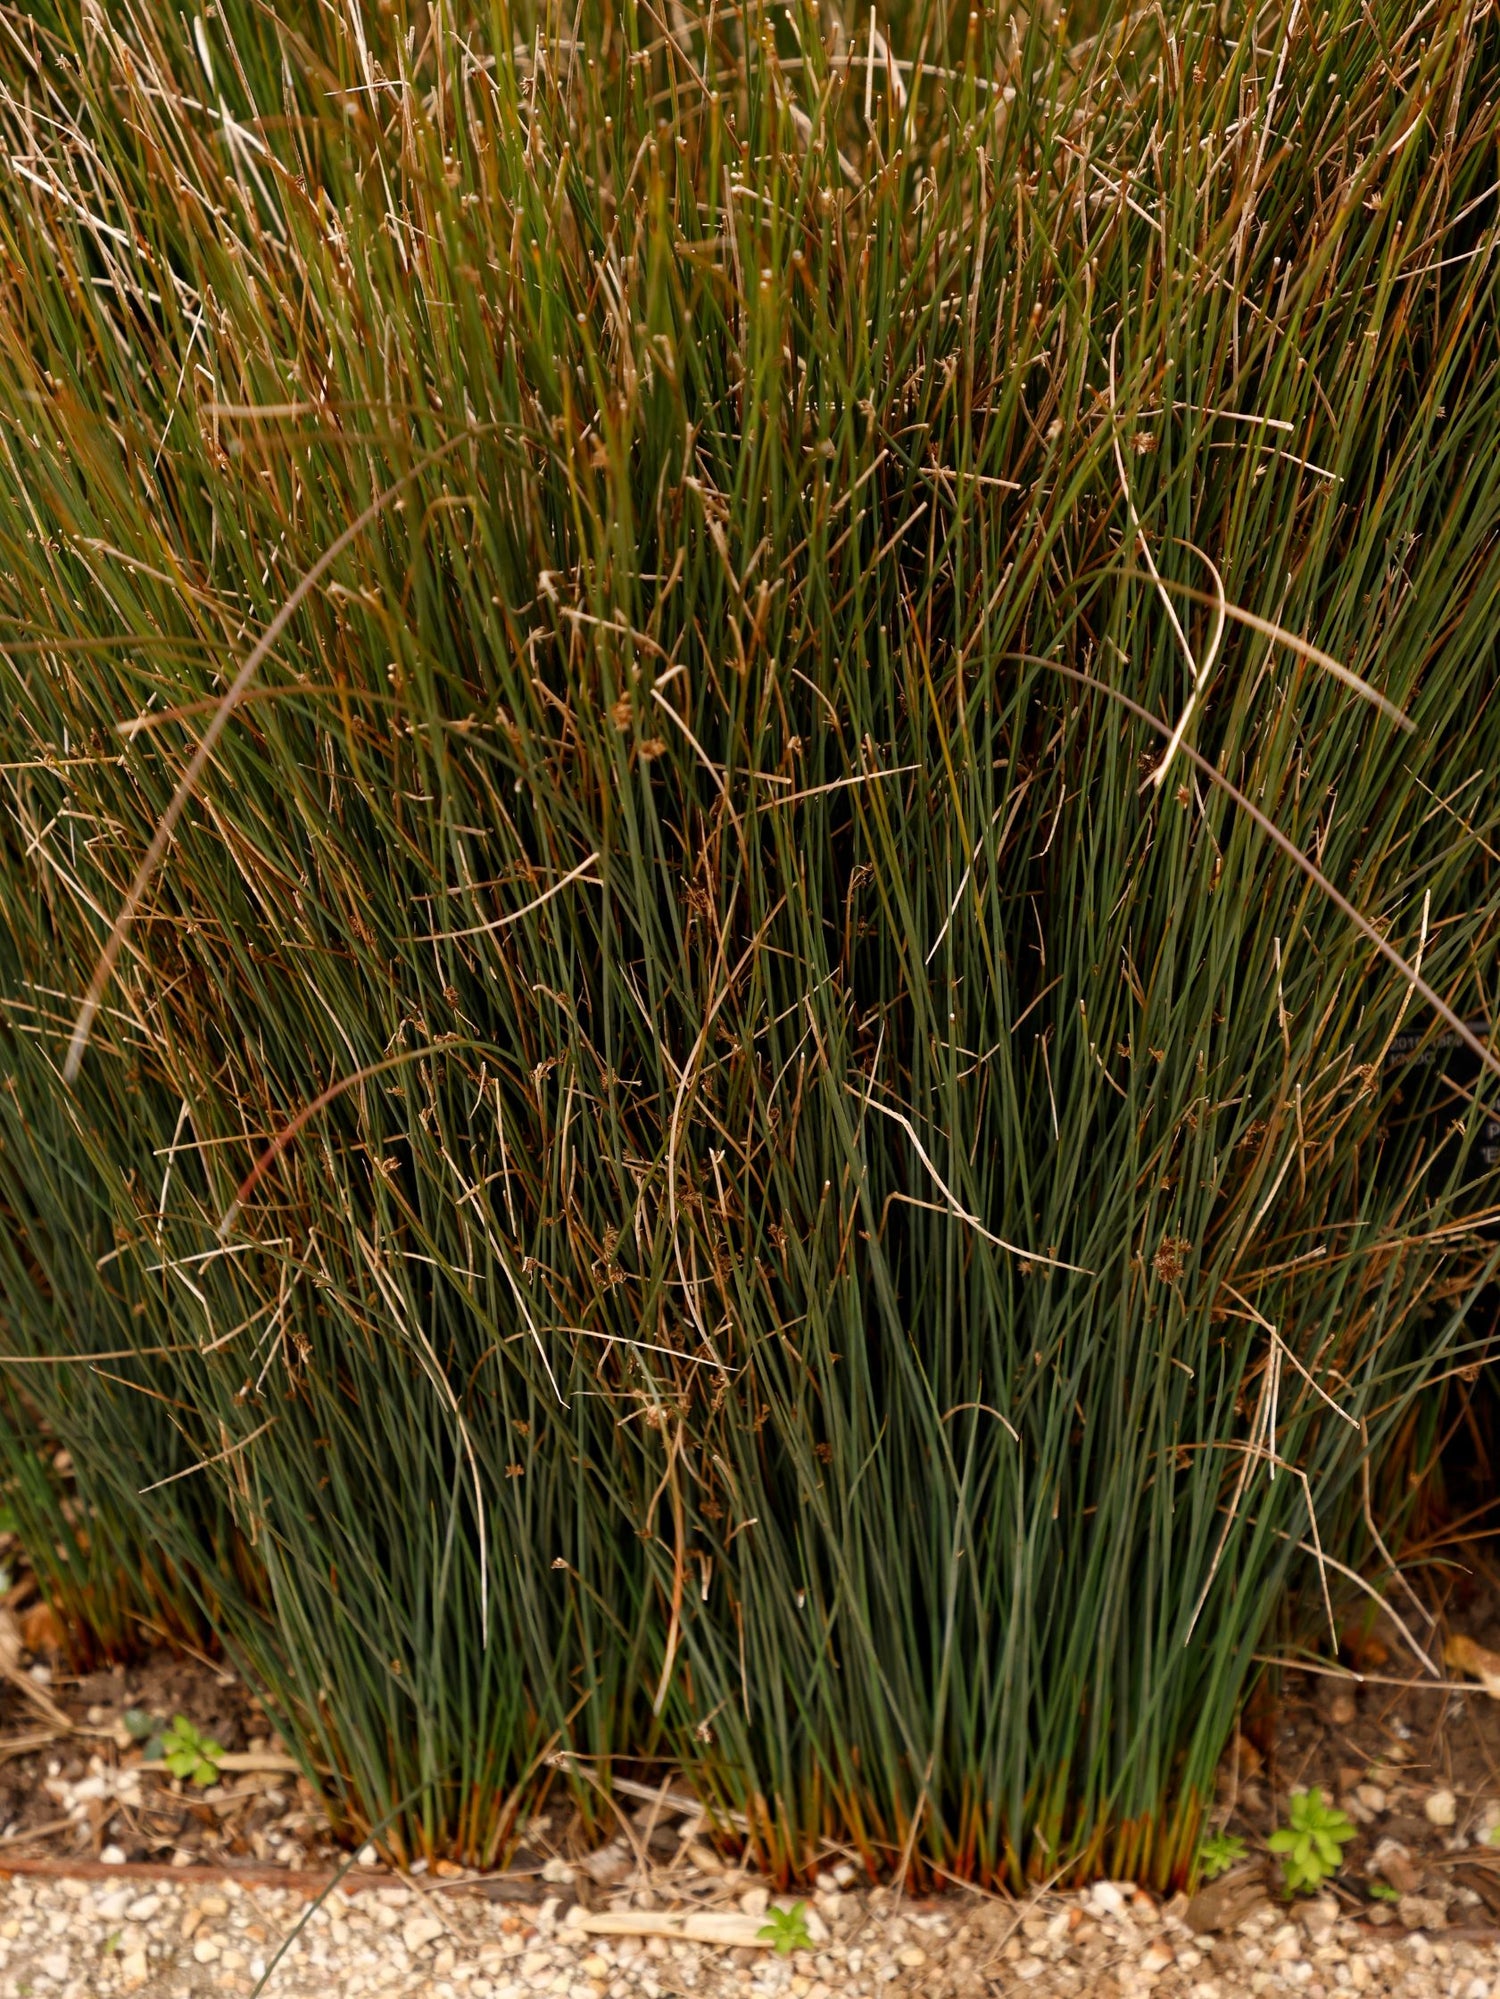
[0,0,1497,1891]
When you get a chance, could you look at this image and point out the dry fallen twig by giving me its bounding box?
[567,1907,774,1948]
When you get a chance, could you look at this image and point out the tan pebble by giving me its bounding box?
[1399,1891,1450,1934]
[1015,1958,1045,1982]
[896,1946,927,1968]
[739,1887,770,1918]
[1425,1788,1458,1828]
[182,1907,205,1940]
[1140,1942,1174,1974]
[193,1936,221,1963]
[403,1915,445,1952]
[0,1921,17,1940]
[199,1894,230,1917]
[1369,1837,1420,1895]
[1348,1959,1372,1991]
[1299,1896,1340,1938]
[120,1949,149,1987]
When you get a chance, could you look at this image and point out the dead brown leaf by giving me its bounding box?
[1443,1633,1500,1697]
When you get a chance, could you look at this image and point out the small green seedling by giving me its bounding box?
[1368,1881,1400,1904]
[758,1902,814,1956]
[1268,1789,1357,1894]
[159,1714,224,1786]
[1197,1831,1248,1881]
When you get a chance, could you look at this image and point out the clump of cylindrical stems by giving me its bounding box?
[0,0,1497,1891]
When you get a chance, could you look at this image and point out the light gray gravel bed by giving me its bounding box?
[3,1866,1500,1998]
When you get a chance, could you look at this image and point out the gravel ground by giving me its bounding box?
[5,1865,1500,1999]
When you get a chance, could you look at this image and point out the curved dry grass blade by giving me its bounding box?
[1107,325,1201,709]
[138,1414,278,1494]
[1037,659,1500,1080]
[411,853,602,942]
[1127,575,1416,732]
[216,1041,476,1238]
[854,1089,1093,1272]
[1148,538,1227,789]
[64,436,480,1083]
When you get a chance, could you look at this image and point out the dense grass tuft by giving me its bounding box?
[0,0,1499,1888]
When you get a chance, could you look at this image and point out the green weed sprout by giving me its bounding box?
[1368,1881,1400,1903]
[1197,1831,1248,1881]
[159,1715,224,1787]
[758,1903,814,1956]
[1269,1790,1356,1894]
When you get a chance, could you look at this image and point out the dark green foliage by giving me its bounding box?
[0,0,1497,1892]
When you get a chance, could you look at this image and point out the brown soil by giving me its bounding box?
[1207,1545,1500,1931]
[0,1642,343,1875]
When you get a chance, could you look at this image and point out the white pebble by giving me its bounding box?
[403,1915,446,1952]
